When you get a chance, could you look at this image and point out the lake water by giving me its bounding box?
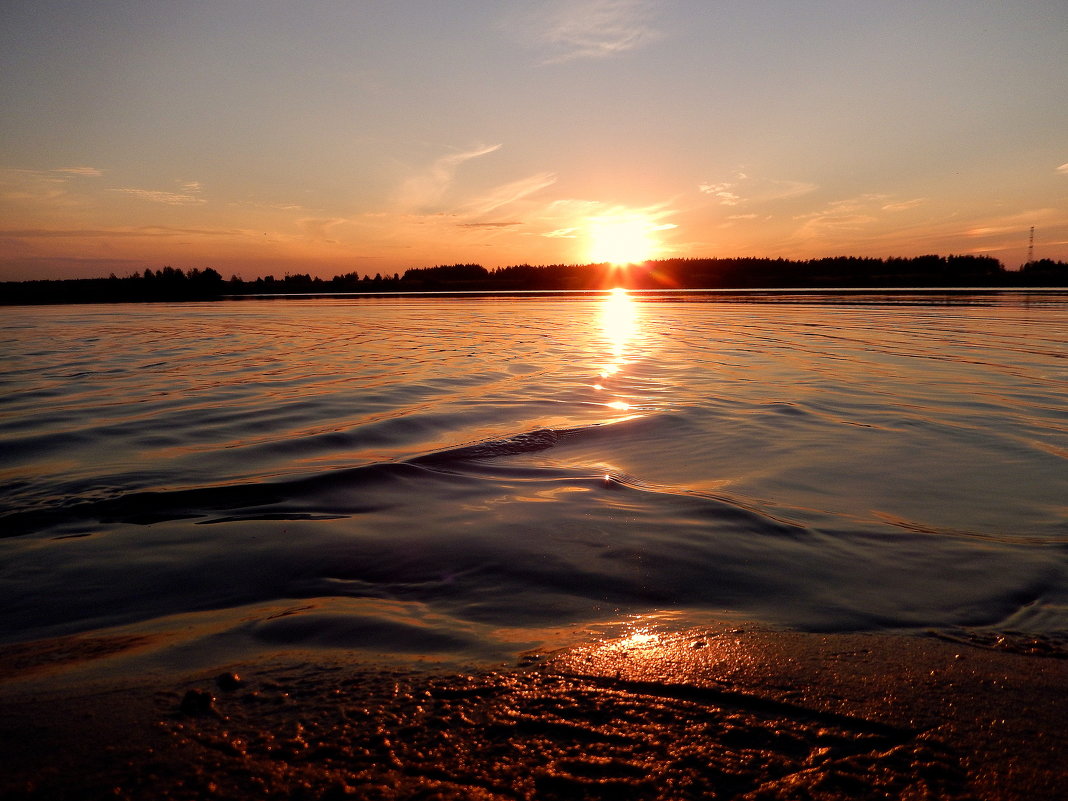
[2,291,1067,667]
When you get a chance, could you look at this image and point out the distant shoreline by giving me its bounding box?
[3,255,1066,305]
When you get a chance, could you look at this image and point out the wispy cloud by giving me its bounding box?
[1,228,131,238]
[0,167,106,207]
[965,208,1060,239]
[750,177,818,202]
[1,225,240,239]
[299,217,347,243]
[1057,162,1068,175]
[54,166,104,177]
[111,188,206,205]
[699,171,817,207]
[394,144,502,212]
[792,195,885,238]
[789,193,942,244]
[881,198,927,212]
[3,166,105,181]
[796,212,877,237]
[532,0,663,64]
[698,182,741,205]
[105,178,206,205]
[459,171,557,218]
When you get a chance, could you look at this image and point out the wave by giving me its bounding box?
[2,419,1066,647]
[0,417,656,538]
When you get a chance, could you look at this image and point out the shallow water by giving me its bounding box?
[1,291,1066,663]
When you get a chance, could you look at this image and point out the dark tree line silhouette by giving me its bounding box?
[2,255,1067,304]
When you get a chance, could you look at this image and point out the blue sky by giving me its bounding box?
[2,0,1066,279]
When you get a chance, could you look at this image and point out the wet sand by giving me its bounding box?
[1,624,1065,800]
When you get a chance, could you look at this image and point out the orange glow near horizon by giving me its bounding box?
[2,5,1067,282]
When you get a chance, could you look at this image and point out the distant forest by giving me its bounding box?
[2,255,1067,305]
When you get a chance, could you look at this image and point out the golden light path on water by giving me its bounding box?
[594,287,643,485]
[595,287,638,412]
[585,290,750,665]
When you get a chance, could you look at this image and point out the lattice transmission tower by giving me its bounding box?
[1026,226,1035,265]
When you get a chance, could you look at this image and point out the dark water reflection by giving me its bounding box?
[1,292,1066,661]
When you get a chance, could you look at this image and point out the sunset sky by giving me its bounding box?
[2,0,1066,281]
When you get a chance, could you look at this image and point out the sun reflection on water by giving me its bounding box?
[595,289,639,411]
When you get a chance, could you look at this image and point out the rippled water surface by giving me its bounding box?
[2,292,1067,663]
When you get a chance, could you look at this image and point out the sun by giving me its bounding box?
[586,214,660,266]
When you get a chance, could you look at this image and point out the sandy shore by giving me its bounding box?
[1,624,1065,800]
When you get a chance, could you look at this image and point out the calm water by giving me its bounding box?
[2,292,1067,664]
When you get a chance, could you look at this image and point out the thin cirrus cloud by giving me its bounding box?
[791,195,886,238]
[299,218,348,243]
[1,225,237,239]
[0,167,103,204]
[966,207,1061,239]
[791,194,933,241]
[699,173,818,207]
[458,171,558,219]
[698,182,741,206]
[1057,163,1068,175]
[394,144,503,212]
[111,186,205,205]
[542,227,579,239]
[532,0,663,64]
[881,198,927,212]
[457,221,524,229]
[53,167,104,177]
